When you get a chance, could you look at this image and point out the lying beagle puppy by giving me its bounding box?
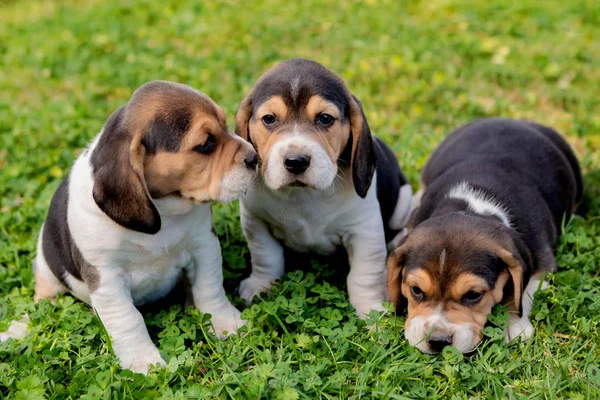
[235,59,412,317]
[0,81,258,373]
[387,118,582,353]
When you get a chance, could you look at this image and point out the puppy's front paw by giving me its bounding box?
[0,315,30,341]
[351,299,387,320]
[505,316,535,343]
[119,346,166,375]
[239,275,275,305]
[210,306,246,339]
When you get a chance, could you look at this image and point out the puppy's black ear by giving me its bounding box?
[235,92,253,144]
[494,234,533,317]
[349,95,377,198]
[91,106,161,234]
[387,243,409,314]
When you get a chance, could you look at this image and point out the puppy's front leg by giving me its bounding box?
[188,229,244,339]
[239,206,285,305]
[344,224,388,319]
[506,275,548,342]
[90,272,165,374]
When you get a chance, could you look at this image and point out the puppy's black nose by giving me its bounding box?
[284,155,311,174]
[427,335,452,353]
[244,152,258,170]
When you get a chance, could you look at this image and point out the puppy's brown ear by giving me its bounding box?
[493,236,532,317]
[387,242,409,314]
[235,93,253,143]
[349,95,377,198]
[91,106,161,234]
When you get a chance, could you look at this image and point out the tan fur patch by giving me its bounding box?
[405,298,437,321]
[386,249,404,311]
[247,117,278,175]
[256,96,288,122]
[404,269,434,297]
[446,270,510,331]
[450,273,489,300]
[401,269,438,320]
[249,96,289,174]
[144,112,246,202]
[305,95,341,121]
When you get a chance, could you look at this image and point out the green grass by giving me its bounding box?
[1,0,599,398]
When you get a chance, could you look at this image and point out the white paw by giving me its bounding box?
[0,332,16,342]
[505,317,535,343]
[118,346,166,375]
[351,299,386,320]
[0,315,30,341]
[209,306,246,339]
[239,275,276,305]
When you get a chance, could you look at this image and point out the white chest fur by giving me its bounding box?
[239,173,388,317]
[241,175,381,255]
[65,153,213,306]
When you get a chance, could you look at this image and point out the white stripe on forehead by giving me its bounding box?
[290,76,301,100]
[447,181,512,228]
[439,248,447,275]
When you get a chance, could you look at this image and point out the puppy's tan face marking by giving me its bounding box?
[247,94,350,191]
[92,81,257,233]
[249,96,288,174]
[143,107,253,203]
[387,216,527,353]
[304,95,350,167]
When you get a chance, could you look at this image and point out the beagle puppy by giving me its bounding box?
[0,81,258,373]
[387,118,582,354]
[235,59,412,317]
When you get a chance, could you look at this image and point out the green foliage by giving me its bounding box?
[1,0,599,398]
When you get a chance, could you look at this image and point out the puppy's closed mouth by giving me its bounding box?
[289,181,308,188]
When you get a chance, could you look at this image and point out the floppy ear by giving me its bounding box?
[387,242,409,314]
[349,95,377,198]
[91,106,161,234]
[493,236,532,317]
[235,92,253,144]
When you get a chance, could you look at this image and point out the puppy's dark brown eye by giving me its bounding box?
[262,114,276,126]
[316,113,334,127]
[193,134,216,155]
[410,286,425,301]
[462,291,483,304]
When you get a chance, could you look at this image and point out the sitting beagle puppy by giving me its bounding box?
[0,81,258,373]
[387,118,582,354]
[235,59,412,317]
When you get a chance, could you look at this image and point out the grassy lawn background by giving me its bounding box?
[1,0,599,398]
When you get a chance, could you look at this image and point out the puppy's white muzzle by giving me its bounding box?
[264,136,336,191]
[405,309,477,354]
[219,139,258,202]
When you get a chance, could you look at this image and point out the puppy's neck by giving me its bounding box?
[153,196,195,216]
[445,181,512,228]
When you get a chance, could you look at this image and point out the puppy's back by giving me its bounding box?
[422,118,582,225]
[522,120,583,209]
